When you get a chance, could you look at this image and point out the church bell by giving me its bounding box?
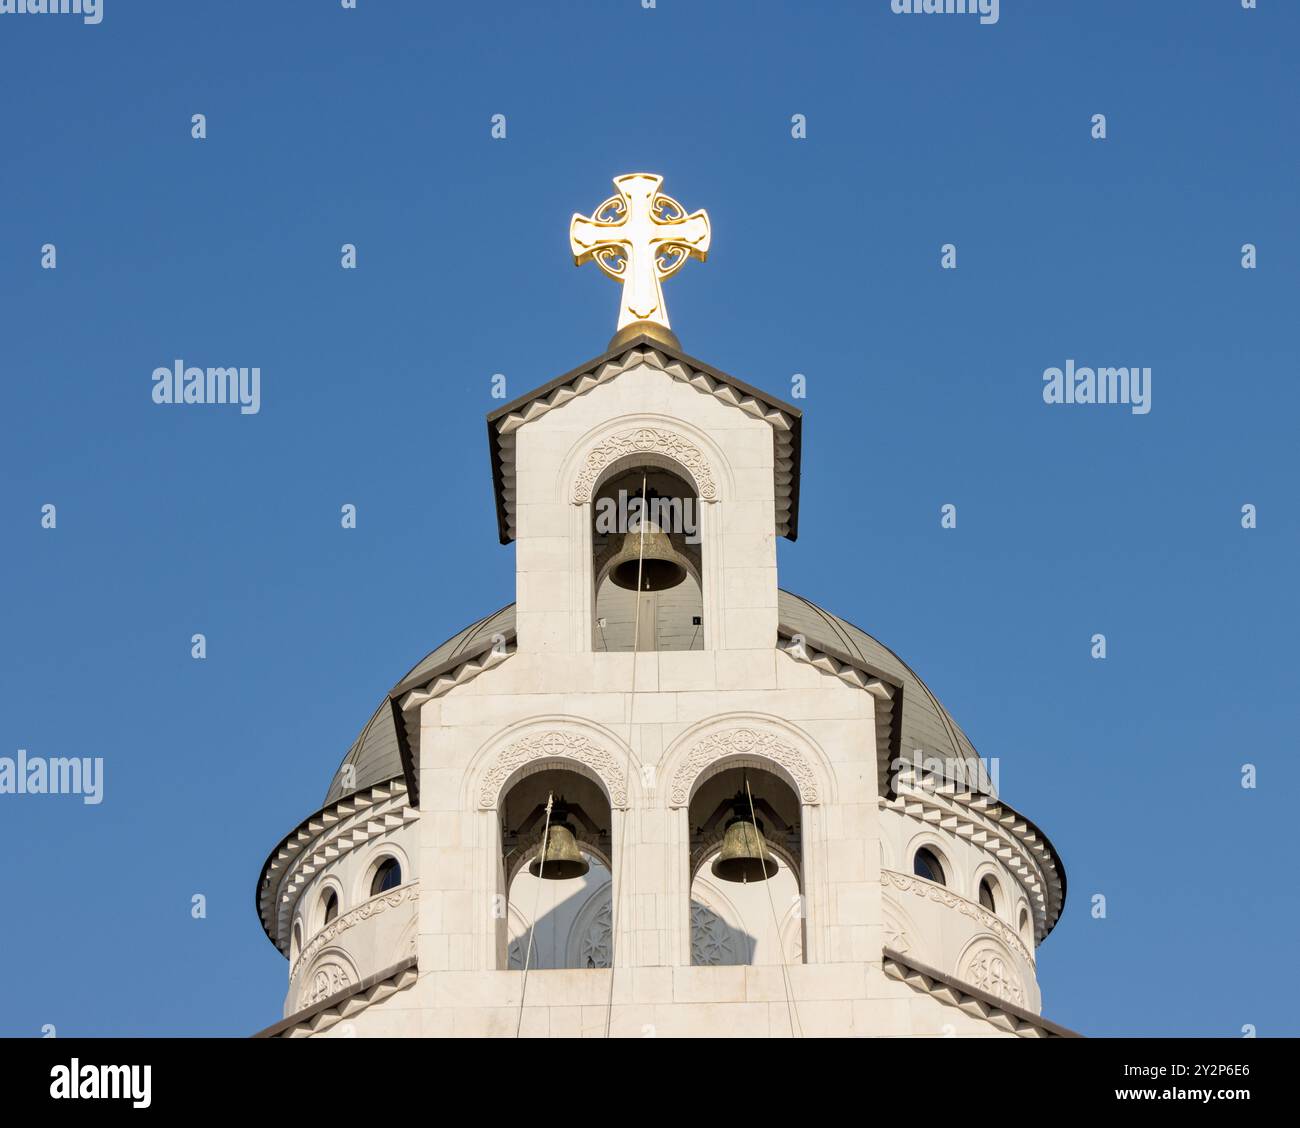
[606,517,692,592]
[528,806,590,880]
[711,805,779,884]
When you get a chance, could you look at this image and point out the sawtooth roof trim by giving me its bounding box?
[486,333,803,544]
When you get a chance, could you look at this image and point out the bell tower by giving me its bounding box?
[257,172,1068,1041]
[489,176,800,657]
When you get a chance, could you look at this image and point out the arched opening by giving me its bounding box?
[1018,906,1032,945]
[320,887,339,927]
[913,846,947,887]
[978,876,999,915]
[592,465,702,652]
[368,856,402,897]
[500,767,613,969]
[687,766,803,965]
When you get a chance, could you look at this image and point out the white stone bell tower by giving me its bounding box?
[254,175,1070,1039]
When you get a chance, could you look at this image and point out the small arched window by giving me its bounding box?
[913,847,946,886]
[291,921,303,961]
[1018,907,1032,943]
[978,876,998,914]
[369,857,401,897]
[321,888,338,926]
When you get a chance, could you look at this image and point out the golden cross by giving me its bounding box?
[570,174,711,347]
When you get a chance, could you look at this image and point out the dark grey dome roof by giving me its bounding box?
[776,591,993,794]
[322,603,514,806]
[322,591,992,806]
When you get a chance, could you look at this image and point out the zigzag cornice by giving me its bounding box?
[881,949,1077,1039]
[881,771,1064,941]
[259,643,517,956]
[769,636,1064,942]
[395,640,516,787]
[776,638,897,784]
[397,639,515,716]
[493,345,796,539]
[274,960,419,1039]
[258,777,416,955]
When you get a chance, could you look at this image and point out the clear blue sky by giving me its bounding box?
[1,0,1295,1037]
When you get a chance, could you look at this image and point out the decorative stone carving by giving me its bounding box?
[670,727,819,807]
[885,780,1061,935]
[882,907,912,956]
[690,900,738,966]
[290,884,419,985]
[573,427,717,504]
[479,729,628,809]
[302,962,351,1006]
[578,902,613,969]
[883,870,1034,965]
[960,946,1025,1007]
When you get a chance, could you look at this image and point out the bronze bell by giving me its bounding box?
[711,811,779,884]
[605,518,692,592]
[529,816,589,881]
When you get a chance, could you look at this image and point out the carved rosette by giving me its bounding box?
[573,427,717,504]
[669,727,819,808]
[882,870,1035,965]
[959,946,1025,1008]
[690,901,738,966]
[579,903,613,969]
[478,730,628,809]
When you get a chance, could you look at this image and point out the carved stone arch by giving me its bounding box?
[778,896,805,965]
[506,904,530,970]
[308,874,346,936]
[471,719,634,811]
[971,860,1009,919]
[572,425,720,505]
[956,935,1027,1009]
[879,833,897,874]
[297,947,360,1011]
[664,717,831,809]
[397,914,418,961]
[881,894,926,966]
[353,842,412,906]
[564,880,614,969]
[904,829,961,890]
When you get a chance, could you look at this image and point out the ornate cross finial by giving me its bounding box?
[570,173,711,350]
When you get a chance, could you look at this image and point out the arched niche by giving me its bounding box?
[499,765,613,970]
[560,418,729,654]
[687,763,806,966]
[662,718,834,966]
[591,463,704,653]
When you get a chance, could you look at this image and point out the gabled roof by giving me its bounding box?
[486,333,803,544]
